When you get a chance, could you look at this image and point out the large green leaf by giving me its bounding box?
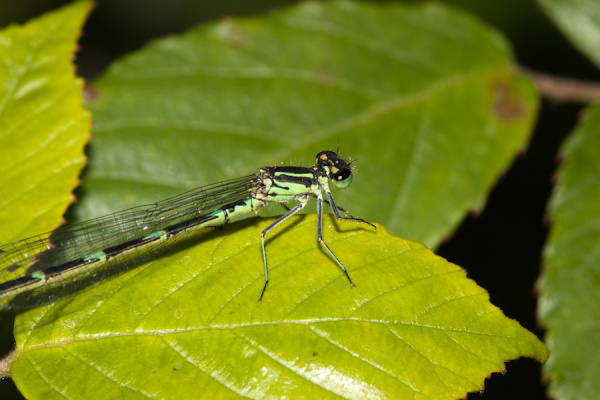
[538,0,600,68]
[539,104,600,400]
[0,1,92,243]
[81,0,537,248]
[8,215,547,399]
[0,1,91,396]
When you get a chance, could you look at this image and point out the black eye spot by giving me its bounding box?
[334,168,351,181]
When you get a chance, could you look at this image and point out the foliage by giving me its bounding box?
[1,0,599,399]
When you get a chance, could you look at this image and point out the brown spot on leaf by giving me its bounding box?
[470,208,482,219]
[82,83,98,102]
[220,20,248,48]
[492,82,527,120]
[314,67,335,86]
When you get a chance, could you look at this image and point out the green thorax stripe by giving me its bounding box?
[264,166,317,200]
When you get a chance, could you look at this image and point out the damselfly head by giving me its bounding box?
[316,150,354,189]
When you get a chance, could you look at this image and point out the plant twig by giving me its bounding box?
[519,66,600,104]
[0,350,15,378]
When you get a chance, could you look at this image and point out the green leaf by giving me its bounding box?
[0,1,92,243]
[82,0,537,248]
[10,215,546,399]
[538,0,600,68]
[539,104,600,399]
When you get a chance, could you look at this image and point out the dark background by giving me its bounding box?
[1,1,597,399]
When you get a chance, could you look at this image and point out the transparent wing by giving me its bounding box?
[0,174,258,286]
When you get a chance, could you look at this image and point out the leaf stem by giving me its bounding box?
[520,66,600,104]
[0,349,16,378]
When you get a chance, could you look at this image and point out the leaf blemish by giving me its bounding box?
[220,20,248,48]
[492,82,527,120]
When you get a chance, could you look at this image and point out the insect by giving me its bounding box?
[0,150,374,308]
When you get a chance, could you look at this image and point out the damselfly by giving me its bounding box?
[0,150,374,309]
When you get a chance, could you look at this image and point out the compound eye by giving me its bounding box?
[332,168,353,189]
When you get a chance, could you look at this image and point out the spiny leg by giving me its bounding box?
[316,195,355,287]
[324,189,376,229]
[259,197,309,301]
[323,198,366,222]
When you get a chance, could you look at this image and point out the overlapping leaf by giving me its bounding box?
[0,1,91,243]
[539,0,600,68]
[82,1,537,248]
[0,1,91,397]
[539,104,600,400]
[10,216,547,399]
